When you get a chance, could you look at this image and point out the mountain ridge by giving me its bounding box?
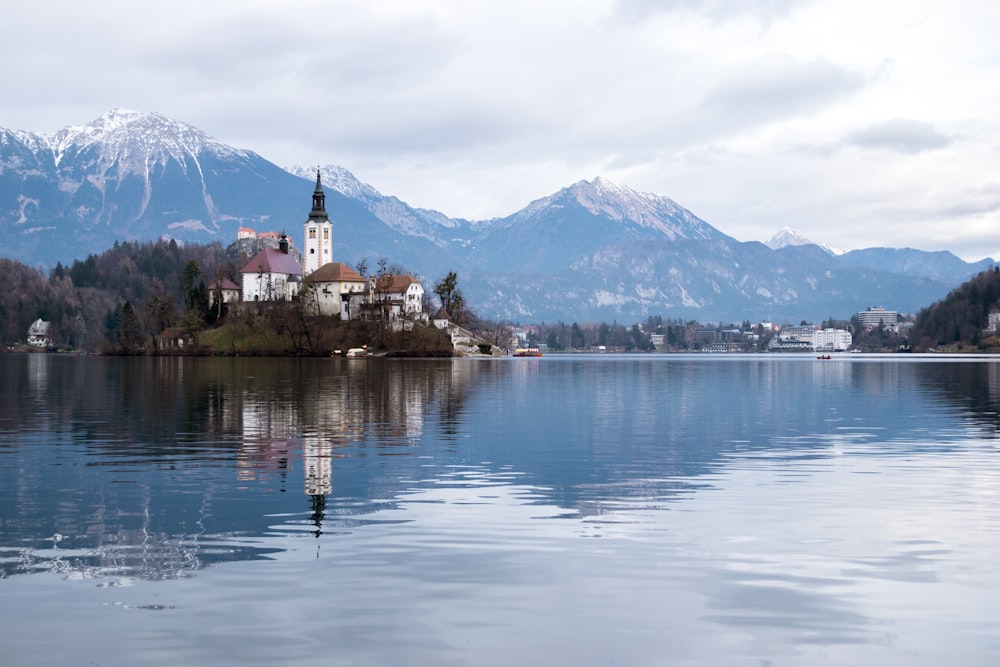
[1,110,993,323]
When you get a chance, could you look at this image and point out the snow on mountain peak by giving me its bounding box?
[766,227,844,255]
[288,164,381,201]
[43,109,248,170]
[565,177,719,240]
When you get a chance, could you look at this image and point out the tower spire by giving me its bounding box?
[309,168,327,220]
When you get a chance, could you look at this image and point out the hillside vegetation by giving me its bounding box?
[910,267,1000,351]
[1,240,238,350]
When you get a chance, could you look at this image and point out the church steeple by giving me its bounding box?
[303,167,334,276]
[309,169,327,221]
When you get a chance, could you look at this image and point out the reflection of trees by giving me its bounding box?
[907,361,1000,435]
[0,355,484,579]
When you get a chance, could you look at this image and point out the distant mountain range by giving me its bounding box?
[1,109,994,323]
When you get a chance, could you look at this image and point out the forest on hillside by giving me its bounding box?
[909,267,1000,351]
[1,240,240,350]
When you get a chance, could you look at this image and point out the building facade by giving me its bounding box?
[857,307,899,329]
[240,235,303,302]
[27,319,51,347]
[305,262,367,318]
[813,328,852,351]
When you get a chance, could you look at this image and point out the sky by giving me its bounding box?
[4,0,1000,261]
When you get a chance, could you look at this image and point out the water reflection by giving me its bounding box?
[1,354,999,584]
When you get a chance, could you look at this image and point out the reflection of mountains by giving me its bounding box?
[2,355,996,581]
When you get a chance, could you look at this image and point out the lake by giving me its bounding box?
[2,353,999,666]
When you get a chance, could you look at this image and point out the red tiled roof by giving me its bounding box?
[385,275,419,292]
[240,247,303,276]
[308,262,365,283]
[209,277,240,291]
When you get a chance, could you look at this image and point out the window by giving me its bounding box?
[309,229,317,239]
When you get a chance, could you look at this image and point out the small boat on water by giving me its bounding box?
[817,354,832,360]
[513,347,543,357]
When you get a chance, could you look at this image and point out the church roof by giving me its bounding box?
[309,262,365,283]
[240,247,303,277]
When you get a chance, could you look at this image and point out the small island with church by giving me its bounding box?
[132,171,507,357]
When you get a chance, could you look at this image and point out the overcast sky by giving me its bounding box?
[5,1,1000,260]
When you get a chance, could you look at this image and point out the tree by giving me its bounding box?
[118,301,144,353]
[433,271,468,324]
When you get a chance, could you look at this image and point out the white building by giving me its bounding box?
[27,319,51,347]
[813,328,852,351]
[240,235,303,302]
[305,262,367,318]
[380,275,425,317]
[857,307,899,329]
[302,171,333,276]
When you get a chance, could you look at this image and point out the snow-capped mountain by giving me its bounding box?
[516,177,724,241]
[0,108,308,262]
[1,110,993,322]
[766,226,844,255]
[462,178,733,274]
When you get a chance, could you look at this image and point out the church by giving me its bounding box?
[240,170,425,322]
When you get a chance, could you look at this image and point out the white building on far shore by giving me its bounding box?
[813,328,852,352]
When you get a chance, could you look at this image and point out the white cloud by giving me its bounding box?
[702,53,865,125]
[843,119,952,154]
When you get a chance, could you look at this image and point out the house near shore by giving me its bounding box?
[156,327,194,351]
[305,262,367,318]
[379,275,425,317]
[27,319,51,347]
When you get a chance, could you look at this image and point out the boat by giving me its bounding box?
[817,354,832,360]
[513,347,543,357]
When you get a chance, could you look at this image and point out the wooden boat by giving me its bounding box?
[513,347,543,357]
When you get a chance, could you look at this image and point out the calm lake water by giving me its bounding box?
[2,353,1000,666]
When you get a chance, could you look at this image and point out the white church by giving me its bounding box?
[239,171,425,321]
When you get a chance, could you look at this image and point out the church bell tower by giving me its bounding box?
[302,169,333,275]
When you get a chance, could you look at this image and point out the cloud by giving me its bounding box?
[701,53,864,125]
[842,119,952,154]
[616,0,806,23]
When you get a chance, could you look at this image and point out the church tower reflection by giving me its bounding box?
[303,436,333,537]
